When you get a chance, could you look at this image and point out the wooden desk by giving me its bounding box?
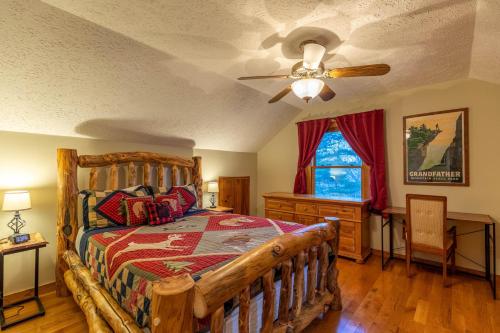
[381,207,496,299]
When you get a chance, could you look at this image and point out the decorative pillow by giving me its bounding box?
[183,184,200,208]
[123,196,154,226]
[93,191,135,226]
[155,194,183,218]
[157,184,200,208]
[167,186,197,214]
[145,201,175,225]
[81,186,149,230]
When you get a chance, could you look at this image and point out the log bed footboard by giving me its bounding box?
[190,220,341,333]
[56,149,342,333]
[63,220,341,333]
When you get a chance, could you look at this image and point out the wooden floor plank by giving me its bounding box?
[3,255,498,332]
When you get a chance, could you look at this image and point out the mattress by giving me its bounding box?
[75,211,307,329]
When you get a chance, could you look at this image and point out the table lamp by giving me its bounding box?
[2,190,31,244]
[207,181,219,208]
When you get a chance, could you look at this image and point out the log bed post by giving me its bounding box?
[56,148,79,296]
[192,156,203,208]
[325,217,342,311]
[151,274,195,333]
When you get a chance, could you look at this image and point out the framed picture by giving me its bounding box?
[403,108,469,186]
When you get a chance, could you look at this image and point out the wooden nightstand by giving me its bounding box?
[0,232,48,329]
[205,206,234,213]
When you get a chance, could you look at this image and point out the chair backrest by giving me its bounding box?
[406,194,447,250]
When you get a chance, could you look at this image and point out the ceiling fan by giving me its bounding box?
[238,40,391,103]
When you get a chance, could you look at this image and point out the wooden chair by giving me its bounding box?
[405,194,456,286]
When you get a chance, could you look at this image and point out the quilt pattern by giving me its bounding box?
[83,211,305,327]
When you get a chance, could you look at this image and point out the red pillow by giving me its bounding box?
[123,196,153,226]
[93,190,135,225]
[145,201,174,225]
[155,194,183,218]
[167,187,196,214]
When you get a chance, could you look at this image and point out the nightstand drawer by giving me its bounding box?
[296,203,317,215]
[265,210,295,222]
[295,214,317,226]
[318,204,359,220]
[265,199,295,212]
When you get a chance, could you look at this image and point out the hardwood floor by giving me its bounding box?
[307,256,500,333]
[3,255,499,332]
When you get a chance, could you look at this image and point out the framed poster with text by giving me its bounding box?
[404,108,469,186]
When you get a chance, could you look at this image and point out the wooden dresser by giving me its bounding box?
[263,192,371,263]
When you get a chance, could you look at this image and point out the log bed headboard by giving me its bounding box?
[55,148,203,296]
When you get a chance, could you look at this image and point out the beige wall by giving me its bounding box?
[0,132,255,295]
[194,149,258,215]
[257,78,500,272]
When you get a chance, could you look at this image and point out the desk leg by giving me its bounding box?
[492,223,497,299]
[485,224,497,299]
[381,215,385,270]
[381,215,394,270]
[486,224,491,282]
[389,215,394,259]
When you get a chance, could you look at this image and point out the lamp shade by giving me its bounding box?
[291,78,325,101]
[2,191,31,211]
[303,43,326,70]
[207,181,219,193]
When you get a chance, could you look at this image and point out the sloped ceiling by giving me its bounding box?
[0,0,498,152]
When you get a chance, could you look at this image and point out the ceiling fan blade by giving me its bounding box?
[238,75,290,80]
[319,84,336,101]
[268,85,292,103]
[327,64,390,78]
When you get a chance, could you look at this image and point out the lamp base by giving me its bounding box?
[8,211,27,235]
[209,193,217,209]
[9,233,30,244]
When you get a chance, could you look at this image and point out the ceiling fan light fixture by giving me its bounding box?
[291,78,324,102]
[302,43,326,70]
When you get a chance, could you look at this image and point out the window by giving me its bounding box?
[311,130,369,200]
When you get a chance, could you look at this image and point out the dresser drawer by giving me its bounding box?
[295,214,317,226]
[265,199,295,212]
[296,203,317,215]
[266,210,295,222]
[318,204,359,220]
[339,236,356,253]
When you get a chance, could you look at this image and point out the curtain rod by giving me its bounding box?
[295,109,383,124]
[295,117,336,125]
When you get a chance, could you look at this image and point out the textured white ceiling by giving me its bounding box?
[0,0,497,152]
[470,0,500,84]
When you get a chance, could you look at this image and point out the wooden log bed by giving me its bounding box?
[56,148,342,333]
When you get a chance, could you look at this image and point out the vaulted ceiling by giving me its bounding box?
[0,0,498,152]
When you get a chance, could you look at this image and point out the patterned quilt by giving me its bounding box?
[81,211,305,327]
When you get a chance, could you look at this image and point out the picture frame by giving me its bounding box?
[403,108,469,186]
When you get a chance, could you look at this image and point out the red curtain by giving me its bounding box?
[335,109,387,211]
[293,118,331,194]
